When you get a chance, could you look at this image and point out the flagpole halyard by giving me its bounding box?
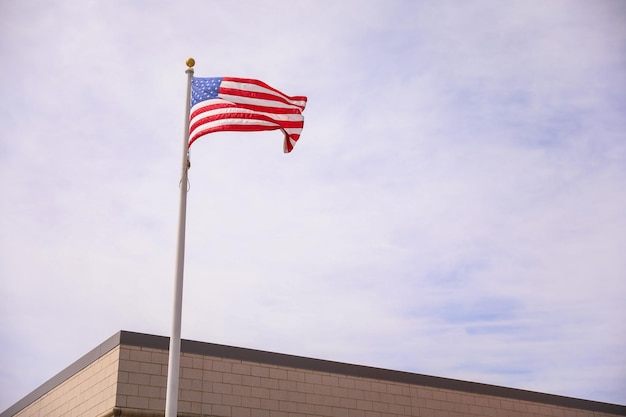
[164,58,195,417]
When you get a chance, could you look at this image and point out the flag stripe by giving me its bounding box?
[190,101,301,120]
[221,77,307,109]
[219,87,302,109]
[190,112,304,138]
[190,101,304,128]
[219,92,300,111]
[222,77,307,102]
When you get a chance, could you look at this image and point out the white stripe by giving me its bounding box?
[282,127,303,136]
[190,118,302,141]
[191,117,303,137]
[218,93,301,110]
[190,100,303,127]
[221,79,306,109]
[190,118,279,139]
[190,123,302,145]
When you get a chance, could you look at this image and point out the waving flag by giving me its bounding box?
[188,77,307,153]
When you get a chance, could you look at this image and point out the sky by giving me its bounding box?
[1,0,625,411]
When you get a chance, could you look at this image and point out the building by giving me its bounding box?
[2,330,624,417]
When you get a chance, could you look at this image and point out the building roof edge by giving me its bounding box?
[3,330,625,416]
[119,330,626,416]
[0,331,122,417]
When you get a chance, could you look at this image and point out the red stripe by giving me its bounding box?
[190,102,233,120]
[221,101,302,115]
[189,111,303,137]
[189,124,292,147]
[191,101,302,120]
[222,77,308,105]
[220,87,303,109]
[190,103,303,131]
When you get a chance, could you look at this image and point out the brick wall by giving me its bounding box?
[117,345,168,412]
[117,344,621,417]
[13,346,119,417]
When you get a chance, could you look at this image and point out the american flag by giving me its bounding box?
[188,77,307,153]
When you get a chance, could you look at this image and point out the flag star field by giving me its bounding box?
[191,77,222,105]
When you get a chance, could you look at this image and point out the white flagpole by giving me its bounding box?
[165,57,195,417]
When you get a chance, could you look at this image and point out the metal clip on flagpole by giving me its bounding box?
[165,57,195,417]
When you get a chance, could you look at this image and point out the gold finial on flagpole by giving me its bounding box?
[186,57,195,68]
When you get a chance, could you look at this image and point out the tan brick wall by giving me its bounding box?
[14,346,119,417]
[115,345,620,417]
[116,345,168,412]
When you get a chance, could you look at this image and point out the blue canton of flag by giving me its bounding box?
[190,78,223,107]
